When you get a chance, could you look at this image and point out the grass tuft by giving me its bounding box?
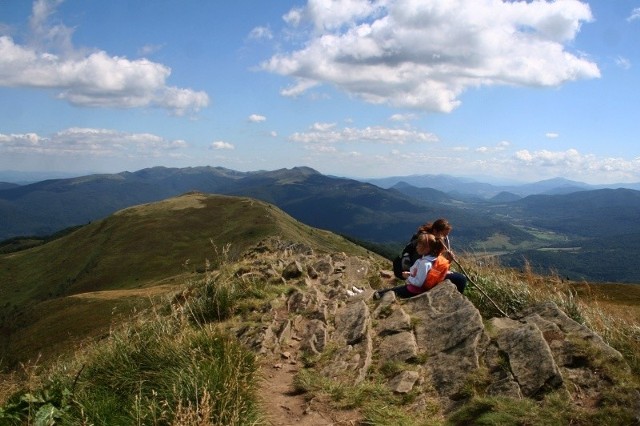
[1,299,262,425]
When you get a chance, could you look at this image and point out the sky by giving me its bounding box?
[0,0,639,184]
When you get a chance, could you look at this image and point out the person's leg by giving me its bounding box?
[373,286,394,299]
[374,284,411,299]
[446,272,467,293]
[392,285,415,299]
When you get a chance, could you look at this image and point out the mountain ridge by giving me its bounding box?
[2,166,640,282]
[1,197,638,424]
[0,192,378,367]
[363,173,640,197]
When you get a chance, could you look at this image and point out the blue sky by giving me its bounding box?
[0,0,638,184]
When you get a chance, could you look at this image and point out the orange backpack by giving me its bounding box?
[425,255,450,290]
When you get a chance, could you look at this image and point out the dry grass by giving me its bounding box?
[456,254,640,376]
[0,282,263,425]
[1,193,380,372]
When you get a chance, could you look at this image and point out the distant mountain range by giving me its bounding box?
[0,166,524,247]
[364,174,640,198]
[2,166,640,282]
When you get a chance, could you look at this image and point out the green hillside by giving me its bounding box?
[1,192,639,425]
[0,192,377,367]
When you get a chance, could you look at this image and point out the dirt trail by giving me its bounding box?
[258,354,361,426]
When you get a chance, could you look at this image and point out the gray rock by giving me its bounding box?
[378,331,418,362]
[313,258,333,275]
[486,377,523,399]
[237,239,637,420]
[405,283,484,356]
[402,283,486,404]
[389,370,420,394]
[300,319,328,355]
[490,316,563,398]
[520,302,624,365]
[335,300,370,345]
[282,260,304,279]
[377,306,412,335]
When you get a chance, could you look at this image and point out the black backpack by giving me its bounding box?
[392,235,420,279]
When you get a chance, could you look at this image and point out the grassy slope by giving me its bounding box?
[0,192,376,366]
[2,194,640,424]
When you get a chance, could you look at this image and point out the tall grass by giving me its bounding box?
[0,270,264,425]
[76,318,259,425]
[4,244,639,425]
[291,254,640,425]
[457,253,640,384]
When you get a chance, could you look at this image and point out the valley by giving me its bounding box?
[1,166,640,283]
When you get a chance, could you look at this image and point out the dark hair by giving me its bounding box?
[428,237,447,256]
[418,218,452,236]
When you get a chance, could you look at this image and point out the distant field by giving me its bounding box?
[571,282,640,324]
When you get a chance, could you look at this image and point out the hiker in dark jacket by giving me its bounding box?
[376,234,450,299]
[394,218,453,278]
[392,218,466,293]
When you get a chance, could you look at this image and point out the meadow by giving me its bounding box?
[1,249,638,425]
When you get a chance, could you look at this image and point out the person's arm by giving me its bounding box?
[443,250,455,262]
[443,236,456,261]
[406,257,433,287]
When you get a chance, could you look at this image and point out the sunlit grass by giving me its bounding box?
[3,240,640,425]
[0,267,265,425]
[290,253,640,425]
[458,254,640,368]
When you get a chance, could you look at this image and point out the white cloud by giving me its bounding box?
[289,124,438,146]
[280,78,319,97]
[262,0,599,112]
[283,8,304,27]
[248,26,273,40]
[310,122,337,131]
[545,132,560,139]
[211,141,235,150]
[305,144,337,153]
[0,128,188,157]
[627,7,640,22]
[512,148,640,182]
[303,0,384,32]
[476,141,510,153]
[29,0,74,53]
[248,114,267,122]
[615,56,631,70]
[301,141,640,183]
[138,43,165,56]
[389,113,417,122]
[155,86,209,116]
[0,1,209,115]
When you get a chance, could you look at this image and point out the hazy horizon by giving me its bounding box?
[1,165,639,188]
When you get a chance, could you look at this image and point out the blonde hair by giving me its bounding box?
[416,233,436,254]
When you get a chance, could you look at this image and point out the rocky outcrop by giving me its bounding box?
[234,238,638,419]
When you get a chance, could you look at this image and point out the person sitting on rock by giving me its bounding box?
[408,218,467,293]
[375,234,453,299]
[394,218,453,279]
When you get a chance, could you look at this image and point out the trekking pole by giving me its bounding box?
[452,256,508,317]
[449,246,509,317]
[445,237,508,317]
